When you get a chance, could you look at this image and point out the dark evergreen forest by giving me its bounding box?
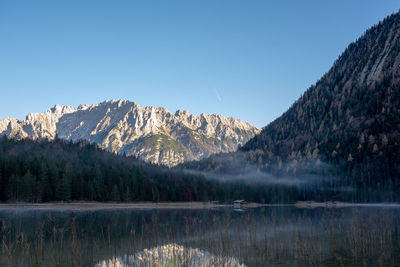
[0,137,299,203]
[0,136,398,203]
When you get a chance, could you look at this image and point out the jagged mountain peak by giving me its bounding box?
[0,99,260,166]
[175,109,191,117]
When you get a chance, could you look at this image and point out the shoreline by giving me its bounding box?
[0,201,398,211]
[0,201,271,211]
[295,201,400,208]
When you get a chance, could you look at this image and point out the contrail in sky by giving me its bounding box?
[214,88,222,102]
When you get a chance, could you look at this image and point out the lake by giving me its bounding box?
[0,205,399,266]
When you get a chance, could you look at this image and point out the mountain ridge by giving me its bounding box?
[0,99,260,166]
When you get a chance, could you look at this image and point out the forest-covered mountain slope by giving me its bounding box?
[183,11,400,198]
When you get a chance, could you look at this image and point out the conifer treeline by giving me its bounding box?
[0,137,208,202]
[1,136,399,203]
[0,137,297,203]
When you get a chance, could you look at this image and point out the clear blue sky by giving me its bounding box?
[0,1,398,128]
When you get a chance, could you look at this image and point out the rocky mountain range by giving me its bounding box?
[0,100,259,166]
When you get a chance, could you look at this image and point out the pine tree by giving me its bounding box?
[111,185,120,202]
[20,171,35,202]
[202,190,208,202]
[47,163,59,201]
[38,164,52,202]
[124,187,132,202]
[87,181,95,201]
[7,174,18,201]
[152,186,160,202]
[56,173,71,201]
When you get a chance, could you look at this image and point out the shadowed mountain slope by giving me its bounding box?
[184,11,400,194]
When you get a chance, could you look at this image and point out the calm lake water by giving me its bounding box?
[0,205,399,266]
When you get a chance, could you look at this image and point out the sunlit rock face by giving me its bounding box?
[0,100,260,166]
[96,243,246,267]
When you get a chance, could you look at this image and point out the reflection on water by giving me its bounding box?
[96,243,246,267]
[0,206,399,266]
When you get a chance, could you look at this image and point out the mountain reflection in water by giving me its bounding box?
[0,206,399,266]
[96,243,245,267]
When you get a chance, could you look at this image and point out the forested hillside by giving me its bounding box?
[183,11,400,201]
[0,137,295,203]
[0,137,206,202]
